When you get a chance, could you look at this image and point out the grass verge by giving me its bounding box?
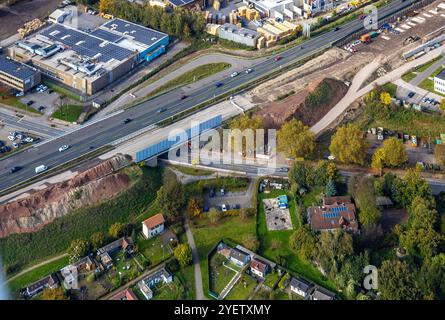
[51,104,84,123]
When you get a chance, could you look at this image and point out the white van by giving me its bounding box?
[35,165,48,174]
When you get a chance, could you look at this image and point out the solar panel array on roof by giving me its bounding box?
[101,18,168,47]
[331,206,347,213]
[0,56,38,80]
[322,212,340,219]
[41,24,133,63]
[168,0,196,6]
[89,28,123,43]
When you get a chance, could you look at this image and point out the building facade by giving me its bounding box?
[0,56,41,92]
[434,69,445,94]
[218,23,260,47]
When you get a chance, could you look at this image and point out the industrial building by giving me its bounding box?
[166,0,203,8]
[9,17,169,96]
[434,68,445,95]
[217,23,261,47]
[0,56,41,92]
[243,0,334,19]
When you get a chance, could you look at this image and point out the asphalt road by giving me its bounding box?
[0,0,418,193]
[0,110,66,137]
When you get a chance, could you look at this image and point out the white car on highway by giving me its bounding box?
[58,145,70,152]
[230,72,239,78]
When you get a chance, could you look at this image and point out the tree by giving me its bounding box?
[277,119,315,159]
[208,207,221,225]
[90,232,106,250]
[329,124,368,165]
[108,222,126,239]
[289,226,317,261]
[187,197,203,218]
[155,170,186,220]
[434,144,445,166]
[439,99,445,113]
[174,243,192,267]
[351,176,381,227]
[399,196,442,260]
[288,161,313,190]
[380,91,392,106]
[324,179,337,197]
[392,169,433,208]
[68,239,90,264]
[99,0,114,13]
[420,253,445,299]
[379,260,420,300]
[41,287,67,300]
[316,230,353,276]
[373,137,408,168]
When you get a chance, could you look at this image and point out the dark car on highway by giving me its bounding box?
[10,166,22,174]
[274,56,282,61]
[180,94,188,100]
[157,107,167,113]
[123,118,132,124]
[215,82,224,87]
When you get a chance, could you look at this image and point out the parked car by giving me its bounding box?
[209,189,215,198]
[38,106,46,112]
[408,92,415,98]
[12,142,19,149]
[26,100,34,106]
[48,89,53,94]
[220,188,225,196]
[221,204,227,212]
[277,167,289,173]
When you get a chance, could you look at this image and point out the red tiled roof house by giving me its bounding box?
[142,213,165,239]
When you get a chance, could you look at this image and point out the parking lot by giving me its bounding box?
[0,125,39,158]
[204,182,254,212]
[19,85,62,116]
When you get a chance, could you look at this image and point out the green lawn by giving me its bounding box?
[152,277,188,300]
[419,66,445,97]
[170,165,214,176]
[51,104,84,123]
[382,82,397,98]
[43,80,82,101]
[147,62,231,98]
[401,71,417,83]
[6,255,69,299]
[263,271,281,289]
[137,235,171,267]
[0,93,42,115]
[209,253,236,295]
[225,273,257,300]
[257,189,336,292]
[191,214,256,298]
[175,264,195,300]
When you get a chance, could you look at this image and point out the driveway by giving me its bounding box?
[204,179,256,211]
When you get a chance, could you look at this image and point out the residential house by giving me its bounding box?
[307,196,359,233]
[137,268,173,300]
[110,288,138,300]
[96,236,134,269]
[142,214,165,239]
[250,258,269,278]
[311,287,336,300]
[229,248,250,267]
[60,255,100,287]
[24,273,59,298]
[290,277,313,298]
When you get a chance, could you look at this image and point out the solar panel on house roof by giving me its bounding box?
[322,212,340,219]
[168,0,196,6]
[0,56,38,80]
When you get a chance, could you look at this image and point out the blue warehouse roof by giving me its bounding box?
[0,56,39,80]
[100,18,169,48]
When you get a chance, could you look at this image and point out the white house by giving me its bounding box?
[433,68,445,94]
[229,248,250,267]
[250,259,269,278]
[142,213,165,239]
[290,277,313,298]
[137,268,173,300]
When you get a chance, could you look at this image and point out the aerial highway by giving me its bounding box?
[0,0,419,193]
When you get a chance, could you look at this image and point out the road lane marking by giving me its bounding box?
[423,13,432,18]
[395,27,405,32]
[381,35,391,40]
[429,10,439,15]
[407,21,416,26]
[401,24,411,29]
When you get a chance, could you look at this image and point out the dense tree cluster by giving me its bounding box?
[329,124,369,165]
[99,0,206,39]
[277,119,315,159]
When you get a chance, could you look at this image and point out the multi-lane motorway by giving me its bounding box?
[0,0,419,193]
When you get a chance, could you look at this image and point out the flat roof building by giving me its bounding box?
[434,68,445,95]
[9,18,169,95]
[0,56,41,92]
[217,23,260,47]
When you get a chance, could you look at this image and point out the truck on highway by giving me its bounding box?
[35,165,48,174]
